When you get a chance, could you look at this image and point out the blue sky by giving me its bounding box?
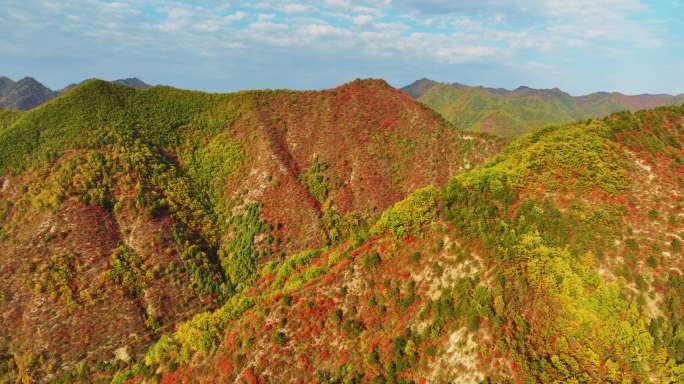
[2,0,683,95]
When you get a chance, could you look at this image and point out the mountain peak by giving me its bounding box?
[511,85,570,99]
[0,77,14,94]
[14,76,52,92]
[113,77,151,89]
[401,78,440,98]
[0,76,56,110]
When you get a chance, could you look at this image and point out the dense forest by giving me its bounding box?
[1,78,684,382]
[0,79,500,382]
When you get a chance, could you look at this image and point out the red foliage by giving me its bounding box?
[338,350,349,366]
[160,367,191,384]
[381,117,395,129]
[215,354,233,375]
[297,354,311,372]
[242,368,260,384]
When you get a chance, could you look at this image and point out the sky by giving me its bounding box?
[1,0,683,95]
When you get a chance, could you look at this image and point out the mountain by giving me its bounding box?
[0,77,58,110]
[0,76,151,110]
[0,79,501,381]
[113,103,684,383]
[112,78,151,89]
[403,78,684,137]
[61,77,152,93]
[401,77,439,99]
[5,76,684,383]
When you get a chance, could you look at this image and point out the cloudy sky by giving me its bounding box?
[2,0,683,95]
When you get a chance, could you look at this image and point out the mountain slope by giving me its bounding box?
[111,104,684,383]
[404,79,684,137]
[0,109,22,133]
[0,77,58,110]
[0,79,501,381]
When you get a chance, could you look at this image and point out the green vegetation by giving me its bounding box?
[300,155,329,203]
[0,80,266,175]
[372,185,441,238]
[37,252,77,305]
[0,109,22,133]
[109,244,145,297]
[263,249,321,291]
[219,203,272,292]
[457,120,628,195]
[502,233,658,382]
[435,108,684,380]
[143,295,255,366]
[182,130,247,226]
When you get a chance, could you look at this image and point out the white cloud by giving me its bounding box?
[167,7,193,19]
[453,17,481,30]
[324,0,351,7]
[353,15,373,25]
[225,11,247,22]
[282,3,315,13]
[299,24,351,37]
[521,60,561,74]
[252,2,273,10]
[100,2,128,11]
[433,45,503,62]
[257,13,276,21]
[372,22,407,30]
[249,21,289,31]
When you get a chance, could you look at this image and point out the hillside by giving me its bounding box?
[0,109,22,133]
[404,78,684,137]
[0,77,151,111]
[0,79,501,381]
[103,103,684,383]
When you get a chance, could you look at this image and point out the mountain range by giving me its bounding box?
[1,77,684,382]
[0,78,501,382]
[0,77,151,110]
[403,78,684,137]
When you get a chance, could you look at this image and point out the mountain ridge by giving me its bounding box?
[404,77,684,99]
[0,76,152,110]
[402,78,684,137]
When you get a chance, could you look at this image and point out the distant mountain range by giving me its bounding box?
[6,75,681,139]
[0,77,58,110]
[0,76,151,110]
[403,78,684,137]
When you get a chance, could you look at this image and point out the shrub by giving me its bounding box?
[109,244,145,297]
[299,155,329,203]
[363,253,382,269]
[372,185,441,238]
[144,295,255,366]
